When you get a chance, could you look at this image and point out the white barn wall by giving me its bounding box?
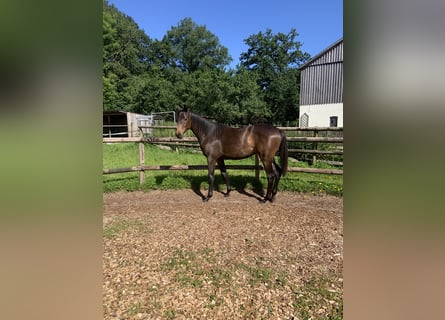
[298,38,343,128]
[299,103,343,127]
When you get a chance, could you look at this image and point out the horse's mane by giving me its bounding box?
[190,112,220,135]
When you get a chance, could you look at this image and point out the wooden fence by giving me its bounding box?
[103,126,343,184]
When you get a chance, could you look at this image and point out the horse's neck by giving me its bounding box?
[190,113,215,138]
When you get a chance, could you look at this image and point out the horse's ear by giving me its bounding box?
[175,107,186,119]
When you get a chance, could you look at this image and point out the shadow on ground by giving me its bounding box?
[188,175,265,201]
[150,174,265,202]
[104,174,266,201]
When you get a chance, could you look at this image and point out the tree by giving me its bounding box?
[102,3,309,125]
[131,72,177,115]
[240,29,310,124]
[103,0,152,110]
[229,69,270,124]
[159,17,232,73]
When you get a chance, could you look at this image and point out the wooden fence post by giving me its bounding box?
[312,129,318,165]
[139,141,145,184]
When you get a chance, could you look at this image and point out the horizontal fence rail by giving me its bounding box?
[136,125,343,132]
[103,164,260,174]
[103,125,343,183]
[103,165,343,175]
[103,136,344,143]
[104,136,343,143]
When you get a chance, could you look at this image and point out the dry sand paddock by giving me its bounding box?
[103,190,343,319]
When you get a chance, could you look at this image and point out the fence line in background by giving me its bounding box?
[103,126,343,183]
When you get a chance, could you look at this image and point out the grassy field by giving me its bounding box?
[103,143,343,196]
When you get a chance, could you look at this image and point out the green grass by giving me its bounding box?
[237,262,288,288]
[103,143,343,196]
[160,248,232,289]
[292,276,343,320]
[103,219,130,239]
[126,302,143,316]
[103,218,151,239]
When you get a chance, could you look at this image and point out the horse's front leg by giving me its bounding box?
[204,158,216,202]
[217,158,231,197]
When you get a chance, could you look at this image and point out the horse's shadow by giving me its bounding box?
[190,175,265,201]
[153,174,264,201]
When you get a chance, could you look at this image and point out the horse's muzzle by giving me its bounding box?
[176,132,183,139]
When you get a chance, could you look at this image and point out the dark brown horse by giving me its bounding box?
[176,109,288,202]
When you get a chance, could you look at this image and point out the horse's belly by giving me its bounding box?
[223,145,255,159]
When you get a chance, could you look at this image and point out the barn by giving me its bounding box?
[103,110,153,138]
[298,38,343,127]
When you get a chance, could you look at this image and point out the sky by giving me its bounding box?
[107,0,343,68]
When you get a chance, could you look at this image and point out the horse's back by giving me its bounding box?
[251,124,283,153]
[252,124,282,140]
[218,125,256,158]
[207,123,282,159]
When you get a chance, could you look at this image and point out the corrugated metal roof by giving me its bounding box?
[299,38,343,105]
[299,38,343,70]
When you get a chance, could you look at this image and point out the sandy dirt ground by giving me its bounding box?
[103,190,343,319]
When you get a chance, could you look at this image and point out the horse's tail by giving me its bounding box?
[279,130,288,176]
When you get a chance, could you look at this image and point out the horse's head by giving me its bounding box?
[176,109,191,139]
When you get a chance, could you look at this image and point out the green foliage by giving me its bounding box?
[174,70,268,125]
[103,2,312,125]
[240,29,310,125]
[160,17,232,72]
[103,0,152,111]
[241,29,310,75]
[131,72,177,114]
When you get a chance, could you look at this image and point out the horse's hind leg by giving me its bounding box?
[261,158,282,203]
[217,158,231,196]
[261,159,276,202]
[271,160,282,201]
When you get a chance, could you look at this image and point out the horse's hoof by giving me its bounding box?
[261,196,275,203]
